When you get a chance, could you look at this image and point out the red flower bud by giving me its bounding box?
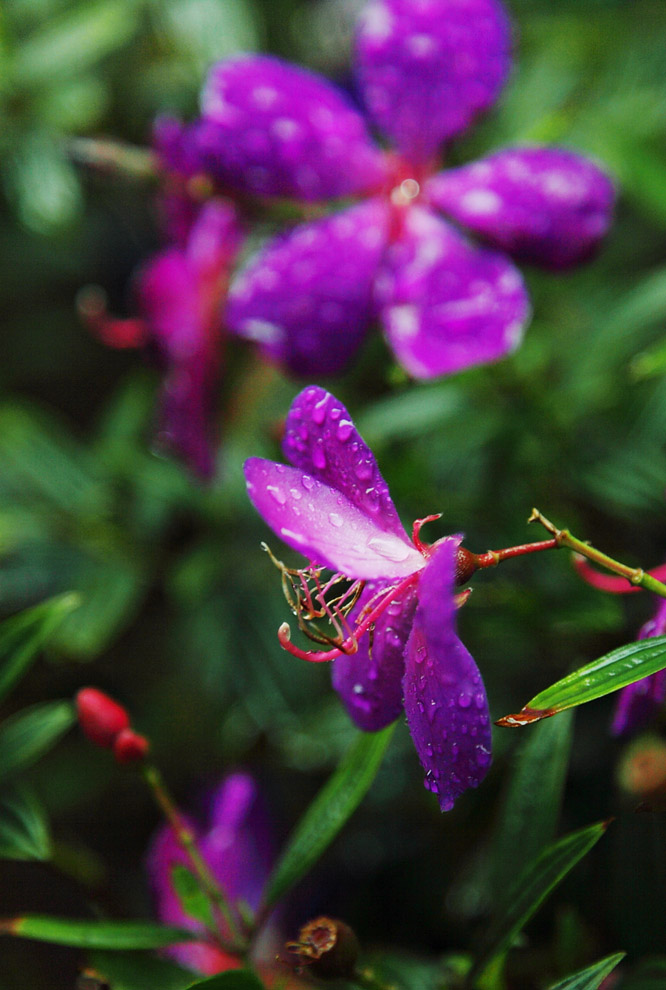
[112,728,150,765]
[76,688,130,749]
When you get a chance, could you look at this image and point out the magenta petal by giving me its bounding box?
[355,0,511,163]
[283,386,410,541]
[332,580,417,730]
[403,538,492,811]
[612,598,666,736]
[227,201,389,376]
[200,55,386,201]
[427,147,615,269]
[376,207,530,378]
[244,458,425,580]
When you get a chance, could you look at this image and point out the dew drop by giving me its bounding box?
[417,700,425,714]
[352,683,364,695]
[330,406,342,421]
[302,474,314,491]
[474,692,486,709]
[367,537,410,562]
[312,445,327,470]
[328,512,344,528]
[267,485,286,505]
[427,701,439,723]
[290,488,302,501]
[275,464,286,474]
[355,460,373,481]
[312,397,328,424]
[458,691,472,709]
[425,742,433,757]
[337,420,354,442]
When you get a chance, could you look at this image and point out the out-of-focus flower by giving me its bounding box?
[161,0,614,379]
[146,772,274,975]
[244,386,491,811]
[82,199,243,479]
[617,734,666,806]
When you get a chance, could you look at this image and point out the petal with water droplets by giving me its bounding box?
[402,538,492,811]
[355,0,511,163]
[376,207,530,378]
[283,386,411,542]
[427,147,615,269]
[245,458,425,580]
[227,201,389,376]
[200,55,386,201]
[332,581,416,730]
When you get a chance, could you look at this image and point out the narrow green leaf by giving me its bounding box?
[497,636,666,726]
[0,700,75,784]
[0,916,196,950]
[0,785,51,861]
[88,950,194,990]
[0,593,81,704]
[470,822,608,985]
[264,724,395,907]
[171,864,215,929]
[491,711,573,898]
[186,971,266,989]
[547,952,626,990]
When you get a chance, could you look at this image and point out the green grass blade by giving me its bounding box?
[0,700,75,784]
[0,916,196,950]
[547,952,626,990]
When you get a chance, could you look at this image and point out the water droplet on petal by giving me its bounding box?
[328,512,344,528]
[337,420,354,442]
[290,488,302,500]
[355,460,373,481]
[312,397,328,424]
[474,692,486,709]
[302,475,314,491]
[267,485,286,505]
[458,691,472,709]
[352,683,364,695]
[367,537,410,562]
[312,445,326,470]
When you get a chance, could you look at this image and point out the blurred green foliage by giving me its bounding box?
[1,0,666,987]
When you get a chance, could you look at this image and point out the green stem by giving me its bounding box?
[141,763,246,952]
[529,508,666,599]
[65,137,157,181]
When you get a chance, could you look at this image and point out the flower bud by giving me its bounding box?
[76,688,130,749]
[286,916,359,979]
[454,546,479,586]
[113,728,150,765]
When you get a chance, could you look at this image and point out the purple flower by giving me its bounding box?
[146,772,274,975]
[163,0,614,379]
[612,598,666,737]
[244,386,491,811]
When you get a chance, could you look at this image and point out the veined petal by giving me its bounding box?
[200,55,386,201]
[612,598,666,736]
[355,0,511,163]
[402,538,492,811]
[376,206,530,378]
[332,580,417,730]
[283,386,411,541]
[227,201,389,376]
[427,147,615,269]
[244,458,425,580]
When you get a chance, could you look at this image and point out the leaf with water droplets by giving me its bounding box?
[263,723,395,907]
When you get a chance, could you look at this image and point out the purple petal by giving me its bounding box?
[227,201,389,376]
[244,458,425,580]
[200,55,386,201]
[376,206,530,378]
[355,0,511,163]
[612,598,666,736]
[283,386,410,541]
[332,580,417,730]
[427,147,615,269]
[402,538,492,811]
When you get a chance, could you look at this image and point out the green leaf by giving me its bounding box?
[470,822,608,985]
[0,916,196,950]
[88,950,194,990]
[186,972,266,989]
[264,723,396,907]
[171,864,215,929]
[491,710,573,899]
[0,593,81,703]
[0,784,51,861]
[0,700,75,784]
[497,636,666,726]
[547,952,626,990]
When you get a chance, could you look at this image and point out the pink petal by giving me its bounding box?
[244,458,425,580]
[283,386,410,541]
[332,580,416,730]
[427,147,615,269]
[355,0,511,164]
[403,538,492,811]
[200,55,386,201]
[376,206,530,378]
[227,201,389,376]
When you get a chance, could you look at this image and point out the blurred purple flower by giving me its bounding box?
[146,772,274,975]
[244,386,491,811]
[160,0,614,379]
[612,598,666,737]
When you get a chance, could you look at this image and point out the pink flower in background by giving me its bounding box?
[244,386,492,811]
[146,772,274,975]
[160,0,614,379]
